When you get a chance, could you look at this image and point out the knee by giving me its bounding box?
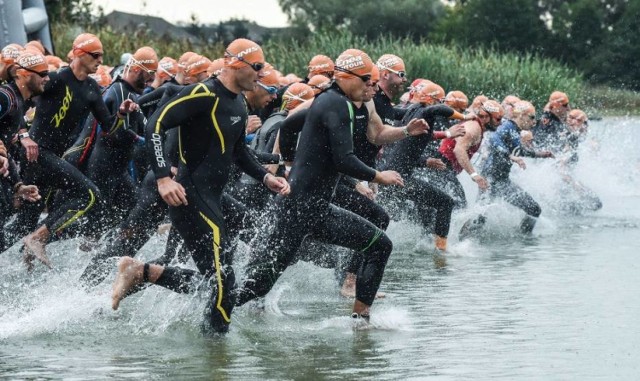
[528,202,541,218]
[372,232,393,260]
[376,211,391,231]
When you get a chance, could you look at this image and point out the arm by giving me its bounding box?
[453,121,489,189]
[365,100,429,145]
[279,108,308,162]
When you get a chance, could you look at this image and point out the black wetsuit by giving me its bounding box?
[145,79,269,334]
[235,83,393,308]
[373,88,403,127]
[532,111,567,154]
[380,104,456,238]
[481,120,541,232]
[0,82,27,250]
[11,67,120,239]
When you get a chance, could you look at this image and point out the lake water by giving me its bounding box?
[1,117,639,380]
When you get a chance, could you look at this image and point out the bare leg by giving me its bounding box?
[341,272,385,298]
[111,257,163,310]
[352,299,371,322]
[23,225,52,269]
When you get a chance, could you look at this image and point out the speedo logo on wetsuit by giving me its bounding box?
[50,86,73,128]
[151,133,166,167]
[356,114,366,120]
[230,116,241,125]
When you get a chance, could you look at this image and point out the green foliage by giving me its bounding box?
[264,32,585,109]
[278,0,444,41]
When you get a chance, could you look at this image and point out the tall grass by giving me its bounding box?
[264,32,589,111]
[51,25,639,114]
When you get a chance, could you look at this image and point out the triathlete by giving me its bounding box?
[13,33,138,269]
[110,38,290,335]
[374,54,408,125]
[0,50,44,252]
[233,49,409,323]
[532,91,570,153]
[472,101,554,235]
[379,80,467,251]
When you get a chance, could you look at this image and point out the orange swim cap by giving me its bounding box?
[471,95,489,110]
[89,65,112,87]
[72,33,103,56]
[480,99,504,120]
[178,51,197,72]
[549,91,569,105]
[1,44,24,65]
[186,55,212,77]
[206,58,224,77]
[282,82,314,111]
[130,46,158,72]
[285,73,302,83]
[334,49,374,80]
[376,54,405,73]
[25,40,45,54]
[307,54,334,77]
[502,95,521,107]
[15,50,48,75]
[512,100,535,117]
[413,81,444,104]
[568,109,588,124]
[158,57,178,78]
[224,38,264,69]
[307,74,332,95]
[259,63,280,87]
[444,90,469,111]
[45,55,64,69]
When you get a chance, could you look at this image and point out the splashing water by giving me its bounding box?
[1,117,639,379]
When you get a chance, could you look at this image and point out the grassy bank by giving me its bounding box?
[51,25,639,115]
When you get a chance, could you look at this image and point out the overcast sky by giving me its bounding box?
[93,0,289,27]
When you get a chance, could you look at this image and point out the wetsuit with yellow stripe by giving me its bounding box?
[13,67,120,238]
[145,78,268,334]
[235,83,393,308]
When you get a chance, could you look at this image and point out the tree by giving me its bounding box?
[278,0,445,41]
[434,0,547,53]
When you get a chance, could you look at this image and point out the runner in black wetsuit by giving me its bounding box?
[0,51,45,251]
[234,49,411,322]
[379,80,467,251]
[475,101,554,234]
[532,91,570,153]
[374,54,408,126]
[75,47,158,239]
[14,33,138,269]
[110,38,290,335]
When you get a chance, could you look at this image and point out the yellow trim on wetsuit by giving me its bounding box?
[198,211,231,323]
[360,229,383,252]
[154,85,213,134]
[210,97,226,154]
[108,118,125,135]
[178,126,186,164]
[54,188,96,234]
[62,137,91,158]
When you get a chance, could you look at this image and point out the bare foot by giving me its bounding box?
[341,273,386,299]
[23,235,52,269]
[111,257,143,310]
[340,273,357,298]
[157,223,172,235]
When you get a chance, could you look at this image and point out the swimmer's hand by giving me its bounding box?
[511,156,527,169]
[16,184,41,202]
[263,173,290,195]
[374,170,404,187]
[118,99,139,117]
[157,177,188,206]
[448,124,466,138]
[537,150,554,158]
[355,181,375,200]
[0,156,8,177]
[426,158,446,170]
[405,118,430,136]
[20,136,39,162]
